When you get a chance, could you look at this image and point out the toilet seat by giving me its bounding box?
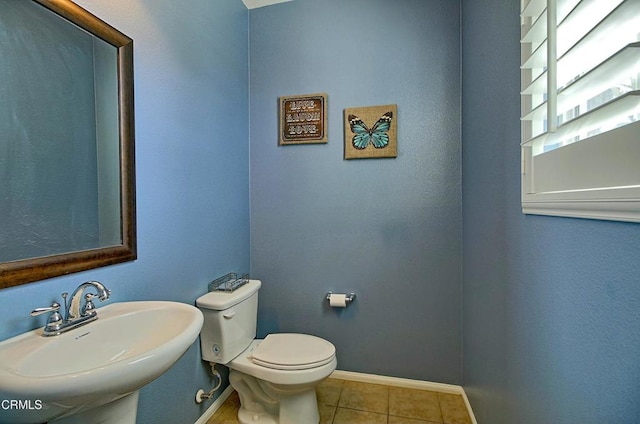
[249,333,335,370]
[228,339,337,386]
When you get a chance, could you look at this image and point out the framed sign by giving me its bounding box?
[279,93,328,145]
[344,104,397,159]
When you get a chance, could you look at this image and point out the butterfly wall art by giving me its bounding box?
[343,104,397,159]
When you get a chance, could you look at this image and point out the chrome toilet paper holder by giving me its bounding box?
[325,291,356,304]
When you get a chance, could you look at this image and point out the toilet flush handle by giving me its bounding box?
[223,309,235,319]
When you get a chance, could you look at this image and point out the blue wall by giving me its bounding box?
[249,0,462,384]
[461,1,640,423]
[3,1,639,423]
[0,0,249,423]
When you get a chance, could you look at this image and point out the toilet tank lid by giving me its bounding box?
[196,279,261,310]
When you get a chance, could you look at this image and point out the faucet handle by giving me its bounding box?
[81,293,97,316]
[30,302,64,330]
[30,302,61,317]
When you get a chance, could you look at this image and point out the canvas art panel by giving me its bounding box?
[279,93,328,145]
[344,104,397,159]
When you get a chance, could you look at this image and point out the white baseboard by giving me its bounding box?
[194,384,234,424]
[330,370,461,394]
[330,370,478,424]
[194,370,477,424]
[461,389,478,424]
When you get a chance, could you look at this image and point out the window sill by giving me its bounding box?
[522,188,640,222]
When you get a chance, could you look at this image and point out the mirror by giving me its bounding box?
[0,0,136,289]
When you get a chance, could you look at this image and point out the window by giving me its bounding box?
[520,0,640,222]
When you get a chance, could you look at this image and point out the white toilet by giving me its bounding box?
[196,280,337,424]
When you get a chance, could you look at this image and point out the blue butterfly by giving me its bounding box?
[348,111,393,149]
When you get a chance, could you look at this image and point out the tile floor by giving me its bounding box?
[207,378,472,424]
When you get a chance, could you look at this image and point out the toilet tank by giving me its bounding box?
[196,279,261,364]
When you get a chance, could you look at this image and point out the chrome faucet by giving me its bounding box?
[68,280,111,320]
[30,281,111,337]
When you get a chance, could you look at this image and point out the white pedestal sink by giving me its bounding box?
[0,301,204,424]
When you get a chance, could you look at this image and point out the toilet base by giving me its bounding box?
[230,369,321,424]
[276,388,319,424]
[237,408,277,424]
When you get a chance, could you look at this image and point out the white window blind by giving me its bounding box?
[520,0,640,222]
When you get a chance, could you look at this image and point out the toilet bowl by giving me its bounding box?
[228,336,336,424]
[196,280,337,424]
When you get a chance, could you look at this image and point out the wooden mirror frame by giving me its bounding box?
[0,0,136,289]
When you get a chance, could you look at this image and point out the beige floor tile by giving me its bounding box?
[389,386,442,422]
[389,415,437,424]
[317,378,344,406]
[207,382,474,424]
[338,380,389,414]
[207,413,240,424]
[333,407,388,424]
[438,393,471,424]
[207,391,240,424]
[318,404,337,424]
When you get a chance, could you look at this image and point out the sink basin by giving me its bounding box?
[0,301,203,424]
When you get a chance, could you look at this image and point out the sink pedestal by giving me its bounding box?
[55,391,139,424]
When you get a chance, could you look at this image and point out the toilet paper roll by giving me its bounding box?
[329,293,347,308]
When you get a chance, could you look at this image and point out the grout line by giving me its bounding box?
[437,391,445,424]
